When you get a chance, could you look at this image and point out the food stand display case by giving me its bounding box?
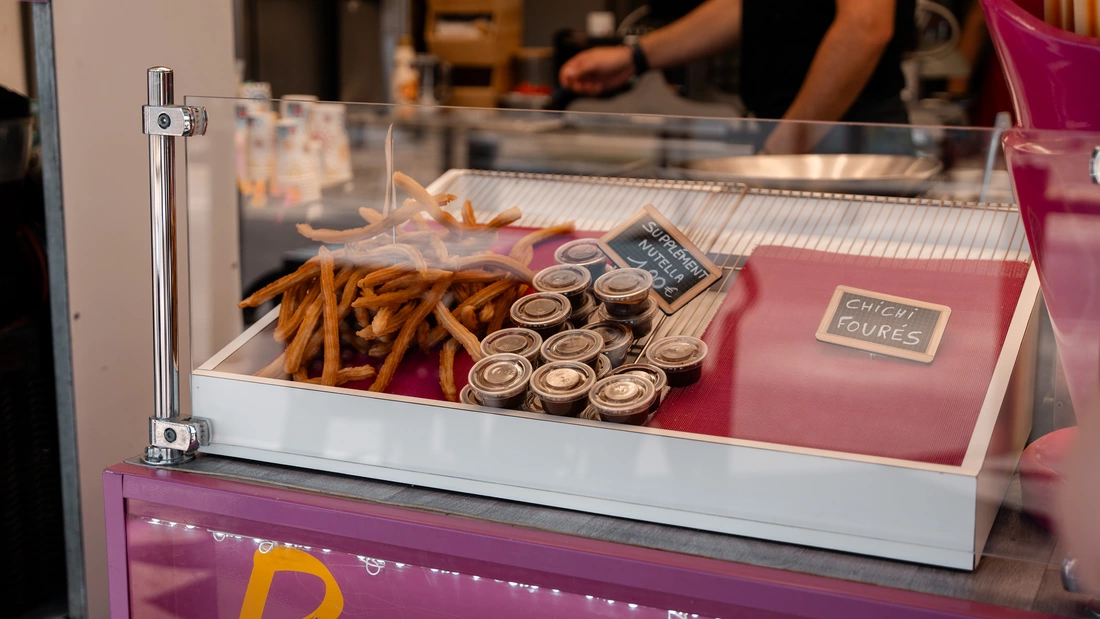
[104,69,1100,617]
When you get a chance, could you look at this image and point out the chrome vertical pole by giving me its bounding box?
[144,67,182,465]
[141,67,210,465]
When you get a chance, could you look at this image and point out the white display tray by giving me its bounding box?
[193,171,1039,569]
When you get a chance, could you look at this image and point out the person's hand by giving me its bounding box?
[559,46,634,96]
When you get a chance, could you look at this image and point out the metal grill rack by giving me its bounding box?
[426,170,1031,362]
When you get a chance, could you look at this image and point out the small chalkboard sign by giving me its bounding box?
[599,205,722,314]
[815,286,951,363]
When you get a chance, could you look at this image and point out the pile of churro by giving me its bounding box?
[239,171,574,401]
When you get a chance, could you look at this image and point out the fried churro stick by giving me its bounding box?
[347,243,429,276]
[283,293,324,373]
[426,234,449,261]
[254,353,289,379]
[416,318,432,353]
[461,200,476,226]
[299,364,377,386]
[449,254,535,284]
[459,305,479,332]
[239,258,321,308]
[378,269,452,293]
[319,247,340,386]
[293,368,310,382]
[393,172,463,232]
[352,285,428,309]
[439,338,461,402]
[369,278,452,392]
[359,207,383,224]
[274,283,318,343]
[297,198,422,244]
[410,212,431,231]
[368,341,394,358]
[485,206,521,229]
[452,269,504,283]
[424,278,515,349]
[459,279,515,311]
[432,301,484,361]
[487,285,520,333]
[356,264,416,289]
[478,304,494,323]
[357,302,417,341]
[373,305,395,334]
[275,283,303,337]
[354,307,370,328]
[340,322,371,354]
[509,222,575,266]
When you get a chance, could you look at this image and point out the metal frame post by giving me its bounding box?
[140,66,211,465]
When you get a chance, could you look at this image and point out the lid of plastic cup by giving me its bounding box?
[481,328,542,359]
[522,390,546,413]
[530,361,596,403]
[534,264,591,297]
[555,239,606,265]
[541,329,603,364]
[510,293,571,329]
[595,353,612,379]
[468,353,533,399]
[586,321,633,351]
[460,384,483,406]
[644,336,708,372]
[594,268,653,304]
[589,297,659,325]
[610,363,668,392]
[589,375,656,416]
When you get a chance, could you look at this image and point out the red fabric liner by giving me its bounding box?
[648,246,1030,466]
[299,227,603,401]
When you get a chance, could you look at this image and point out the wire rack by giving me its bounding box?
[428,170,1031,360]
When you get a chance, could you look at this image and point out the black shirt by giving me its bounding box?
[740,0,915,122]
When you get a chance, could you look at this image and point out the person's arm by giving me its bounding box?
[763,0,896,153]
[559,0,742,96]
[780,0,896,123]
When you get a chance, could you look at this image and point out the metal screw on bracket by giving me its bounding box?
[163,427,177,443]
[158,113,171,129]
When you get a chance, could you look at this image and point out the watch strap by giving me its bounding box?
[630,42,650,76]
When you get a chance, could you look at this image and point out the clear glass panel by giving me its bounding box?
[181,97,1100,598]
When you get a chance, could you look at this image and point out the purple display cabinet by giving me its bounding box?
[105,461,1076,619]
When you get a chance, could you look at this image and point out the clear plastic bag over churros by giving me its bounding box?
[238,172,574,395]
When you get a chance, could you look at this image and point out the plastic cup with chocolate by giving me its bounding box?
[459,384,483,406]
[529,361,597,417]
[570,291,600,324]
[510,292,571,339]
[587,297,660,339]
[593,268,653,317]
[533,264,592,310]
[588,374,656,426]
[644,336,708,388]
[610,363,668,414]
[481,327,543,366]
[540,329,604,369]
[522,390,546,414]
[585,321,633,368]
[467,353,533,409]
[554,238,608,280]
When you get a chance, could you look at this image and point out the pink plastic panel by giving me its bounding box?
[124,506,761,619]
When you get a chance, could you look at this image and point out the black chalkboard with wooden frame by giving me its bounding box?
[599,205,722,314]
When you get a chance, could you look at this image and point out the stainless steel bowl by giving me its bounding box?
[675,154,943,196]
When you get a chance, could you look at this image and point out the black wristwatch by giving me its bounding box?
[629,41,650,77]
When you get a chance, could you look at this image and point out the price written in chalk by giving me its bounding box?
[815,286,951,363]
[599,205,721,314]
